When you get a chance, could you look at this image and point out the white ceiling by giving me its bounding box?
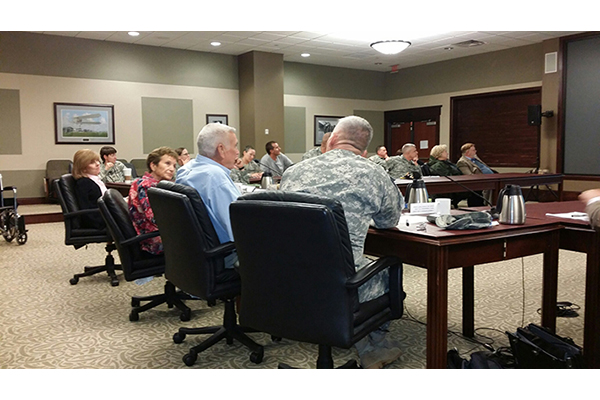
[33,31,582,72]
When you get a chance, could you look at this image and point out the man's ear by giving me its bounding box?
[326,133,337,151]
[360,149,368,158]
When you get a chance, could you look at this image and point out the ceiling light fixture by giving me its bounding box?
[128,31,140,37]
[370,40,411,55]
[301,53,310,58]
[211,41,222,47]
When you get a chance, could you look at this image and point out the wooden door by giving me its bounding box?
[413,121,437,162]
[390,123,411,156]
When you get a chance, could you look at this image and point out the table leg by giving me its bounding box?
[541,230,559,331]
[583,235,600,368]
[462,266,475,337]
[427,247,449,369]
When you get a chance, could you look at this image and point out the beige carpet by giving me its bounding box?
[0,222,587,370]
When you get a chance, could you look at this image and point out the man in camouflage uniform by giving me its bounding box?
[386,143,422,180]
[368,145,390,171]
[301,132,331,161]
[281,115,404,369]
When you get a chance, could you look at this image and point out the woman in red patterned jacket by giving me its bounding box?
[128,147,178,255]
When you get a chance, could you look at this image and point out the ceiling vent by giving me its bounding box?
[452,39,486,48]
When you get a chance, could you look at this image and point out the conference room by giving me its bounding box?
[1,21,599,384]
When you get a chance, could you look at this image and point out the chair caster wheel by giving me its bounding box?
[183,350,197,366]
[110,278,119,287]
[17,233,27,245]
[69,277,79,285]
[129,311,139,322]
[250,347,264,364]
[271,335,282,342]
[173,332,186,344]
[180,309,191,321]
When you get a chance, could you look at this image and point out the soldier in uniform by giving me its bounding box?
[386,143,423,180]
[301,132,331,161]
[368,145,390,171]
[280,115,405,369]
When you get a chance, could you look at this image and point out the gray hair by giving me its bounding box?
[196,123,236,158]
[334,116,373,152]
[430,144,448,160]
[401,143,417,154]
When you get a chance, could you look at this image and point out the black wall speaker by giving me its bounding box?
[528,105,542,126]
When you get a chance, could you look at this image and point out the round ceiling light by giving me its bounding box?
[370,40,411,55]
[128,31,140,37]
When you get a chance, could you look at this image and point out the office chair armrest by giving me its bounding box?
[345,256,401,289]
[120,230,161,247]
[204,241,236,259]
[63,208,102,219]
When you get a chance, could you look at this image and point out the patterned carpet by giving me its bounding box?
[0,222,587,370]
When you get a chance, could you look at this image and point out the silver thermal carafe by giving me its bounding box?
[496,184,526,225]
[260,171,273,189]
[406,179,429,206]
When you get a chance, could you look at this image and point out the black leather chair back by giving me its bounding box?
[98,189,164,280]
[148,181,239,301]
[55,174,109,246]
[230,191,362,348]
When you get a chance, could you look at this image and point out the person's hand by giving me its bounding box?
[250,172,263,179]
[579,189,600,204]
[105,162,114,170]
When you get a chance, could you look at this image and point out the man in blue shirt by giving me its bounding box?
[456,142,495,206]
[176,123,240,268]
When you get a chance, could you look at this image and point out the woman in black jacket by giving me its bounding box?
[72,149,107,229]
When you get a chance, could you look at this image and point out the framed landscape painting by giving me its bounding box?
[54,103,115,144]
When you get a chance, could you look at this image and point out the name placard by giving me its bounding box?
[409,202,436,215]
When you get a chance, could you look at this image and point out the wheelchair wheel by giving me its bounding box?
[17,232,27,245]
[1,210,17,242]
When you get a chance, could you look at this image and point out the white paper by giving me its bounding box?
[409,202,436,215]
[419,140,428,149]
[545,211,589,221]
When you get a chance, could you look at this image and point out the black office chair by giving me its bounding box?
[147,181,264,367]
[55,174,120,286]
[98,189,193,321]
[230,191,405,369]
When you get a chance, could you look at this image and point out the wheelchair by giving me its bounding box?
[0,175,28,245]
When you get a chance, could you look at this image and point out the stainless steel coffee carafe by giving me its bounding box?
[406,179,429,206]
[496,184,526,225]
[261,171,273,189]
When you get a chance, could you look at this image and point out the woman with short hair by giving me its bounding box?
[230,145,263,184]
[128,146,178,255]
[72,149,107,229]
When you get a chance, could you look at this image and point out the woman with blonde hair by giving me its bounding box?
[428,144,462,177]
[72,149,107,229]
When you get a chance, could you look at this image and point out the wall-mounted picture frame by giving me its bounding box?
[206,114,228,125]
[54,103,115,144]
[314,115,341,146]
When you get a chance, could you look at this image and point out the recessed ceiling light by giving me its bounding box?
[301,53,311,58]
[211,41,222,47]
[128,31,140,37]
[370,40,411,55]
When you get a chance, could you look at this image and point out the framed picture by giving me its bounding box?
[54,103,115,144]
[314,115,341,146]
[206,114,228,125]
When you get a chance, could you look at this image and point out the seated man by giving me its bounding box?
[456,142,494,205]
[175,123,240,268]
[368,145,390,171]
[281,115,404,369]
[301,132,331,161]
[99,146,126,183]
[386,143,422,180]
[259,141,293,176]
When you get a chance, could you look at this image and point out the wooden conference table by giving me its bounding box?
[396,173,564,203]
[364,212,561,369]
[524,201,600,368]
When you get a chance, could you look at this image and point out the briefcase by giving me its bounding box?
[507,324,583,369]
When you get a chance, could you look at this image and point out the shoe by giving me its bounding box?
[359,347,402,369]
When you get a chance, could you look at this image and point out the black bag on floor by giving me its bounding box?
[447,348,515,369]
[507,324,583,369]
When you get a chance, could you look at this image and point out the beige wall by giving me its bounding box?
[0,72,238,196]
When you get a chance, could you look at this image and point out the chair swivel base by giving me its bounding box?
[172,298,264,366]
[276,344,360,369]
[69,246,121,287]
[129,282,193,322]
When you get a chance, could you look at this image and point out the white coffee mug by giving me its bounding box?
[435,198,451,215]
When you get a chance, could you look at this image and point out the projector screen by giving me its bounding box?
[563,34,600,175]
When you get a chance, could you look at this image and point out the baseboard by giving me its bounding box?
[23,213,63,225]
[18,197,55,205]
